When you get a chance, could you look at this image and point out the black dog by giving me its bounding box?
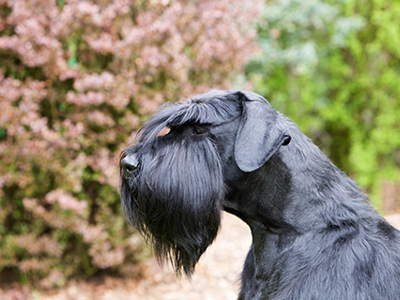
[120,90,400,299]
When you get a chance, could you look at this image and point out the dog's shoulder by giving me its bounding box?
[269,218,400,299]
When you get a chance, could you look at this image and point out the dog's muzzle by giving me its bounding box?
[121,154,140,178]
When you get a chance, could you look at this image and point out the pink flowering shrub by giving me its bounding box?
[0,0,259,288]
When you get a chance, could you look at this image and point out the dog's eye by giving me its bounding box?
[193,127,207,135]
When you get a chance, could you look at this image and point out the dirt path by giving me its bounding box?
[41,212,252,300]
[34,213,400,300]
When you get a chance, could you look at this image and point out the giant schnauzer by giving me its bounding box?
[120,90,400,299]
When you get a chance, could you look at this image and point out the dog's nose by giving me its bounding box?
[121,155,139,178]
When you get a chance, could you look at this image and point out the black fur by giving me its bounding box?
[120,90,400,299]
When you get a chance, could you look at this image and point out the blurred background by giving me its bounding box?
[0,0,399,299]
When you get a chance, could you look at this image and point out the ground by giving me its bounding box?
[5,213,400,300]
[40,213,252,300]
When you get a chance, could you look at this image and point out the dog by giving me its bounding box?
[120,90,400,299]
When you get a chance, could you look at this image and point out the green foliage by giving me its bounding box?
[246,0,400,204]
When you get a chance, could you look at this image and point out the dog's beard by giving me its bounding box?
[121,137,223,276]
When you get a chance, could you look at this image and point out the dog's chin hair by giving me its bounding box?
[121,138,224,277]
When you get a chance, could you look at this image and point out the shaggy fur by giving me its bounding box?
[120,90,400,299]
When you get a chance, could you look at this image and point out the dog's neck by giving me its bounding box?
[223,127,375,236]
[223,152,294,232]
[223,129,380,284]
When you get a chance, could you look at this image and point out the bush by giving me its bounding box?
[246,0,400,205]
[0,0,259,288]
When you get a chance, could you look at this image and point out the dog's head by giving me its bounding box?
[120,90,291,276]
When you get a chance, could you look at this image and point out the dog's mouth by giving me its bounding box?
[120,137,225,277]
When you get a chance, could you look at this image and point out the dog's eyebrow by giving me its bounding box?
[168,116,241,131]
[206,115,241,128]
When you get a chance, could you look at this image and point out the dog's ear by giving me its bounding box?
[234,91,291,172]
